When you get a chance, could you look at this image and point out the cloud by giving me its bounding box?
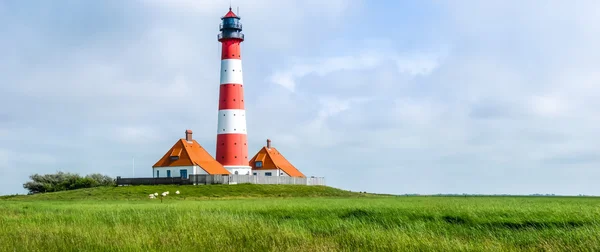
[395,53,444,76]
[528,95,570,118]
[303,96,372,147]
[2,1,600,196]
[146,0,361,19]
[143,0,225,14]
[112,126,164,145]
[0,149,58,168]
[0,149,8,168]
[268,49,445,92]
[268,53,384,92]
[250,0,600,196]
[144,0,364,51]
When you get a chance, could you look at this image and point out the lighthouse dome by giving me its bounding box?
[222,8,239,19]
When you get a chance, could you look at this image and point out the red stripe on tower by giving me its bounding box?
[216,7,251,175]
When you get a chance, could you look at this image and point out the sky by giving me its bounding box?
[1,0,599,196]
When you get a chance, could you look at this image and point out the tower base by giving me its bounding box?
[225,165,252,175]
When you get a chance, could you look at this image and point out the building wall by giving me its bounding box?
[153,165,208,178]
[252,169,289,177]
[226,166,252,175]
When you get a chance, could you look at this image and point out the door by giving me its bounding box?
[167,170,171,178]
[180,169,188,179]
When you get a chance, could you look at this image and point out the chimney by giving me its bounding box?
[266,139,271,149]
[185,129,193,142]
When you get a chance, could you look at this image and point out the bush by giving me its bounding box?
[23,172,115,194]
[85,173,116,187]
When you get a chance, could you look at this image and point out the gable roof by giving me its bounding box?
[249,146,305,177]
[153,139,230,175]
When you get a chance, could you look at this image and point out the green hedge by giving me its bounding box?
[23,172,115,194]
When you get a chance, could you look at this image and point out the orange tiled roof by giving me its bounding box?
[249,146,305,177]
[153,139,230,175]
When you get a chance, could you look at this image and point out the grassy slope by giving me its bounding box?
[0,184,368,201]
[2,196,600,251]
[2,186,600,251]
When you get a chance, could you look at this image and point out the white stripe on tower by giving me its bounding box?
[220,59,244,85]
[217,109,247,134]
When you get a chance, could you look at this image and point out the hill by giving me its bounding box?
[0,184,372,201]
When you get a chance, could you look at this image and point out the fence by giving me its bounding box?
[116,175,325,186]
[191,174,326,185]
[116,177,193,186]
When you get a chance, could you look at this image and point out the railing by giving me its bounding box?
[220,23,242,30]
[224,175,326,185]
[116,175,326,186]
[218,33,244,41]
[116,176,192,186]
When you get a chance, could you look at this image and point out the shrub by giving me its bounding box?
[23,172,115,194]
[85,173,116,186]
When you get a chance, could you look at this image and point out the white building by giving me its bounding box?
[152,130,230,178]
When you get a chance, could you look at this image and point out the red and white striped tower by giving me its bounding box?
[215,7,251,175]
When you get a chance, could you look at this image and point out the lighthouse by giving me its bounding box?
[215,7,251,175]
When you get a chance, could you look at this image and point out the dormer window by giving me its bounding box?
[170,148,182,161]
[255,161,263,168]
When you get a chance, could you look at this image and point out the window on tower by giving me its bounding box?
[224,18,235,25]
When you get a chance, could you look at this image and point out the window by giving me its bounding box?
[223,18,235,25]
[234,171,238,175]
[253,173,257,176]
[170,148,182,157]
[255,161,263,168]
[180,169,188,179]
[156,170,160,178]
[265,172,272,176]
[167,170,171,178]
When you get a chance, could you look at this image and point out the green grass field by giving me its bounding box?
[2,185,600,251]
